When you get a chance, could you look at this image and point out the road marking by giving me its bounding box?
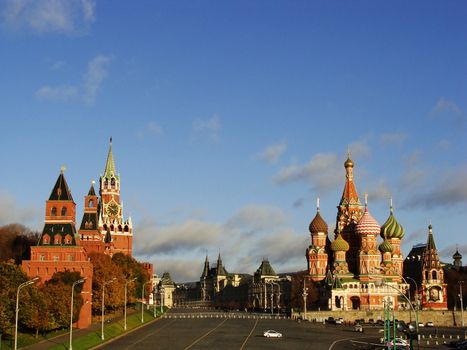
[124,319,177,349]
[239,318,259,350]
[183,318,228,350]
[329,336,378,350]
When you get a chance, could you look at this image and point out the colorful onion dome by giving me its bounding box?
[356,206,380,236]
[379,239,394,253]
[380,206,405,239]
[309,211,328,235]
[331,233,349,252]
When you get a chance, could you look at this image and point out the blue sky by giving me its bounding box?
[1,0,466,282]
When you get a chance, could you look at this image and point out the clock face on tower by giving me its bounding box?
[107,202,119,217]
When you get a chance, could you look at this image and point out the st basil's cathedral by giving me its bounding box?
[306,154,447,311]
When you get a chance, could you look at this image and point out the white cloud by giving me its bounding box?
[405,164,467,209]
[0,192,41,228]
[50,60,66,70]
[192,115,221,142]
[380,133,408,147]
[35,84,78,101]
[83,54,112,104]
[136,121,163,139]
[225,205,289,232]
[135,218,222,257]
[367,179,391,202]
[2,0,96,35]
[349,140,371,159]
[36,54,112,104]
[273,152,341,193]
[133,204,301,282]
[255,141,287,164]
[431,97,462,116]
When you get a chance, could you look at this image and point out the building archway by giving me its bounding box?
[350,296,360,310]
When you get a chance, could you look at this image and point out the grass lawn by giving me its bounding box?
[47,309,161,350]
[1,308,164,350]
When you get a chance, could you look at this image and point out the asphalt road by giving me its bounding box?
[97,309,466,350]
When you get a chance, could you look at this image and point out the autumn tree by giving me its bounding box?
[112,252,150,305]
[290,271,320,311]
[0,224,38,263]
[89,252,125,314]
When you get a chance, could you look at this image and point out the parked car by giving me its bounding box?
[326,317,336,324]
[335,318,343,325]
[418,322,424,327]
[426,321,434,327]
[263,330,282,338]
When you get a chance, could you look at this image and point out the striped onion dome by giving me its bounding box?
[309,211,328,235]
[380,207,404,239]
[355,206,380,236]
[379,239,394,253]
[331,233,350,252]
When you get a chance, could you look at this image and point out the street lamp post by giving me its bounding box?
[160,287,164,314]
[124,277,137,331]
[101,278,116,340]
[302,278,308,320]
[459,281,464,327]
[14,277,39,350]
[69,278,86,350]
[141,281,149,323]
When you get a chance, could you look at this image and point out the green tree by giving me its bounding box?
[0,260,36,336]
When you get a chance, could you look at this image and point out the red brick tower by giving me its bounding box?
[355,195,381,282]
[98,138,133,256]
[307,198,329,282]
[22,169,93,328]
[421,224,447,310]
[79,182,105,254]
[335,153,363,276]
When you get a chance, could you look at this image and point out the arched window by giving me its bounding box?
[111,178,115,188]
[425,271,429,280]
[432,271,437,280]
[124,225,129,232]
[89,199,94,208]
[51,207,57,216]
[103,224,108,231]
[104,179,108,187]
[118,225,122,232]
[110,225,114,231]
[61,207,67,216]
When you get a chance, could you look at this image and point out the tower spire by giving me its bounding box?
[103,137,117,179]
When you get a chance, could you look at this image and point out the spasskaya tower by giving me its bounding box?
[98,138,133,256]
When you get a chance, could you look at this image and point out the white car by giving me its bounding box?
[426,321,434,327]
[387,337,409,348]
[263,330,282,338]
[335,318,343,325]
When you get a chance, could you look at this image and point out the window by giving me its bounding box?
[61,206,67,216]
[67,254,73,261]
[432,271,437,280]
[124,225,129,232]
[51,207,57,216]
[40,255,45,261]
[43,234,50,244]
[111,178,115,188]
[89,199,94,208]
[53,255,59,261]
